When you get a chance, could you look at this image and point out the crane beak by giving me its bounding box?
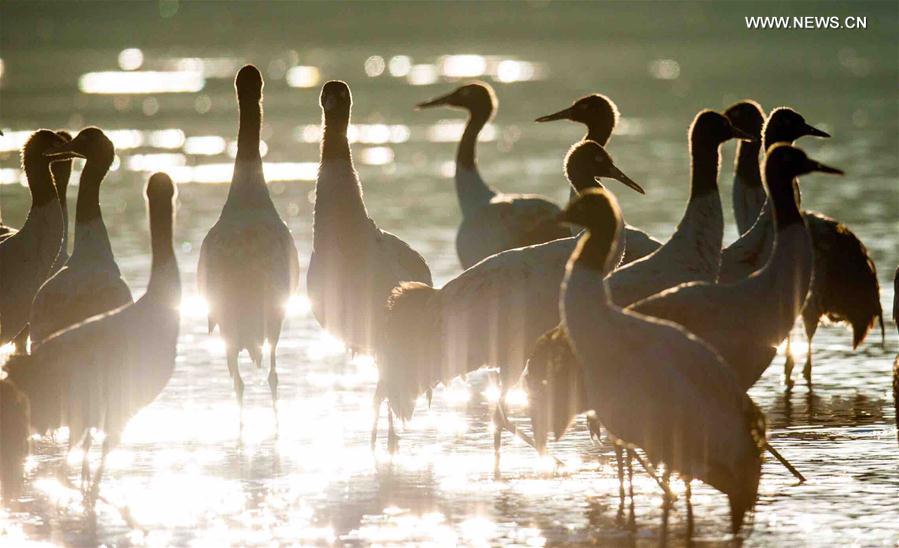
[803,123,831,139]
[599,166,645,195]
[415,91,455,110]
[43,140,84,160]
[535,106,574,123]
[808,159,843,175]
[730,126,758,142]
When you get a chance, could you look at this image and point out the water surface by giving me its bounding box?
[1,2,897,545]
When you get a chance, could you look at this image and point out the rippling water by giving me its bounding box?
[1,2,897,545]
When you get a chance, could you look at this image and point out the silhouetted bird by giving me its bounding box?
[31,127,133,344]
[2,172,181,499]
[0,131,67,349]
[0,129,19,243]
[198,65,300,428]
[47,130,73,274]
[536,93,661,262]
[417,82,569,269]
[633,145,843,389]
[525,111,751,447]
[381,140,641,455]
[724,100,767,236]
[719,107,883,386]
[306,80,432,448]
[559,188,766,536]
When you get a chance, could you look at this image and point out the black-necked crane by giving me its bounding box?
[305,80,432,449]
[719,107,883,387]
[2,172,181,500]
[380,140,643,457]
[31,127,133,345]
[197,65,300,429]
[558,188,766,536]
[0,131,67,349]
[536,93,662,263]
[416,82,569,269]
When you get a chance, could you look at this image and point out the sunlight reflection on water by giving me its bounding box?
[0,31,896,547]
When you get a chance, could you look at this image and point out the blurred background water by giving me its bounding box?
[0,1,897,545]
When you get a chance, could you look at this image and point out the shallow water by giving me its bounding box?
[1,2,897,545]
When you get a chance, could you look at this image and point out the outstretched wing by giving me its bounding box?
[436,237,575,384]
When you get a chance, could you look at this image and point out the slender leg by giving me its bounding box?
[765,442,806,482]
[89,435,114,506]
[685,480,694,542]
[226,349,245,435]
[387,409,399,454]
[802,335,814,385]
[370,382,384,450]
[626,449,636,531]
[615,445,625,524]
[493,403,504,472]
[783,335,795,389]
[267,343,279,431]
[587,415,602,444]
[630,450,676,500]
[494,398,565,468]
[80,430,92,493]
[660,468,672,545]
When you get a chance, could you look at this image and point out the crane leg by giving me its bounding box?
[387,409,399,453]
[227,349,245,435]
[685,479,694,540]
[370,382,384,450]
[783,335,795,389]
[89,435,114,506]
[493,398,564,468]
[803,335,814,385]
[626,448,636,531]
[614,445,626,523]
[267,344,279,431]
[765,442,806,482]
[80,430,92,492]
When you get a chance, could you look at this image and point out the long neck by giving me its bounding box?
[689,140,722,199]
[314,110,370,246]
[70,156,117,265]
[768,174,803,229]
[568,170,601,195]
[321,109,352,164]
[74,157,109,223]
[734,139,761,187]
[24,159,58,208]
[585,124,612,147]
[237,98,263,166]
[573,230,615,277]
[457,109,489,170]
[52,164,71,251]
[146,200,180,300]
[454,109,495,215]
[224,98,273,211]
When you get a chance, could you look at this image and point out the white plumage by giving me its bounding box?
[30,128,132,344]
[197,65,300,421]
[558,188,765,536]
[416,82,569,269]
